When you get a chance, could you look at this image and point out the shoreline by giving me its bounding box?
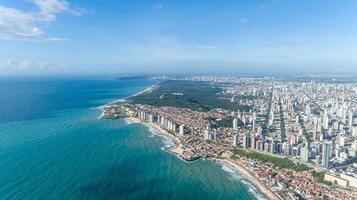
[216,159,280,200]
[124,116,277,200]
[97,84,156,119]
[98,85,277,200]
[97,84,156,109]
[125,117,186,159]
[107,85,157,105]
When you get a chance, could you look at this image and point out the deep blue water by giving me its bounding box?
[0,76,260,200]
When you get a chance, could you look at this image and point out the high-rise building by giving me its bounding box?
[271,141,275,154]
[148,114,153,123]
[353,126,357,137]
[269,111,274,126]
[305,103,311,120]
[250,135,256,149]
[242,134,250,149]
[233,134,239,147]
[322,141,332,168]
[212,129,217,141]
[179,124,185,136]
[204,127,211,140]
[252,112,257,130]
[233,118,238,130]
[204,126,216,141]
[323,110,329,130]
[301,141,310,162]
[348,111,354,131]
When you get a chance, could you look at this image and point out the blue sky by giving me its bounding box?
[0,0,356,75]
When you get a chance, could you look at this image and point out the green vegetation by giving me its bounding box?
[311,171,325,183]
[223,93,259,101]
[232,149,310,172]
[311,108,321,116]
[130,80,251,111]
[311,171,335,186]
[211,116,244,128]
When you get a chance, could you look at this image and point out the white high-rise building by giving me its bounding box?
[212,129,217,141]
[301,141,310,162]
[250,135,256,149]
[269,111,274,126]
[233,118,238,130]
[233,134,239,147]
[179,124,185,136]
[204,127,211,140]
[348,111,354,131]
[353,126,357,137]
[323,110,329,130]
[305,103,311,120]
[242,134,250,149]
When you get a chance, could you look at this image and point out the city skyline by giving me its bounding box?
[1,0,357,75]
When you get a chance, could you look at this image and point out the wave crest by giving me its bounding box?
[220,163,269,200]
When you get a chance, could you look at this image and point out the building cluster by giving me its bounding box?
[108,75,357,199]
[238,156,356,200]
[222,78,357,173]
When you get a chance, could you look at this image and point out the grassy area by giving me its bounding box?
[210,116,244,128]
[130,80,251,112]
[232,149,310,172]
[311,171,325,183]
[311,171,335,186]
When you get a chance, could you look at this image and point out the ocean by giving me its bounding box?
[0,76,262,200]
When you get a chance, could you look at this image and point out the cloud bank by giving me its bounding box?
[0,0,84,41]
[0,59,67,73]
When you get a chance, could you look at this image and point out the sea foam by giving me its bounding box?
[144,124,176,150]
[220,163,269,200]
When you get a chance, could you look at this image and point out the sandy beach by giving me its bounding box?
[125,116,278,200]
[126,117,185,156]
[109,85,156,105]
[218,159,280,200]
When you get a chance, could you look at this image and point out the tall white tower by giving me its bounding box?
[233,118,238,130]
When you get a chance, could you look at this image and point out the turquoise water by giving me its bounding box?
[0,76,260,200]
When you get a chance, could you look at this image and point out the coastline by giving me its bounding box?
[98,85,277,200]
[97,84,156,119]
[106,85,156,105]
[216,159,280,200]
[125,117,185,158]
[125,116,277,200]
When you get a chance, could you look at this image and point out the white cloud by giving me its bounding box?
[259,3,269,8]
[239,18,248,23]
[0,59,67,73]
[152,4,163,10]
[34,0,84,21]
[0,0,84,41]
[194,45,218,50]
[129,37,223,63]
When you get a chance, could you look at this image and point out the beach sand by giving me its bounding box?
[126,117,185,156]
[123,116,279,200]
[218,159,280,200]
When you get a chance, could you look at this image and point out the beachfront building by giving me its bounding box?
[204,126,216,141]
[179,124,185,136]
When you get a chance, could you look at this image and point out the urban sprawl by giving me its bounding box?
[101,76,357,200]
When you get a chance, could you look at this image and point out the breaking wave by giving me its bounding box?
[220,163,269,200]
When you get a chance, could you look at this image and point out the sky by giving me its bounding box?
[0,0,356,75]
